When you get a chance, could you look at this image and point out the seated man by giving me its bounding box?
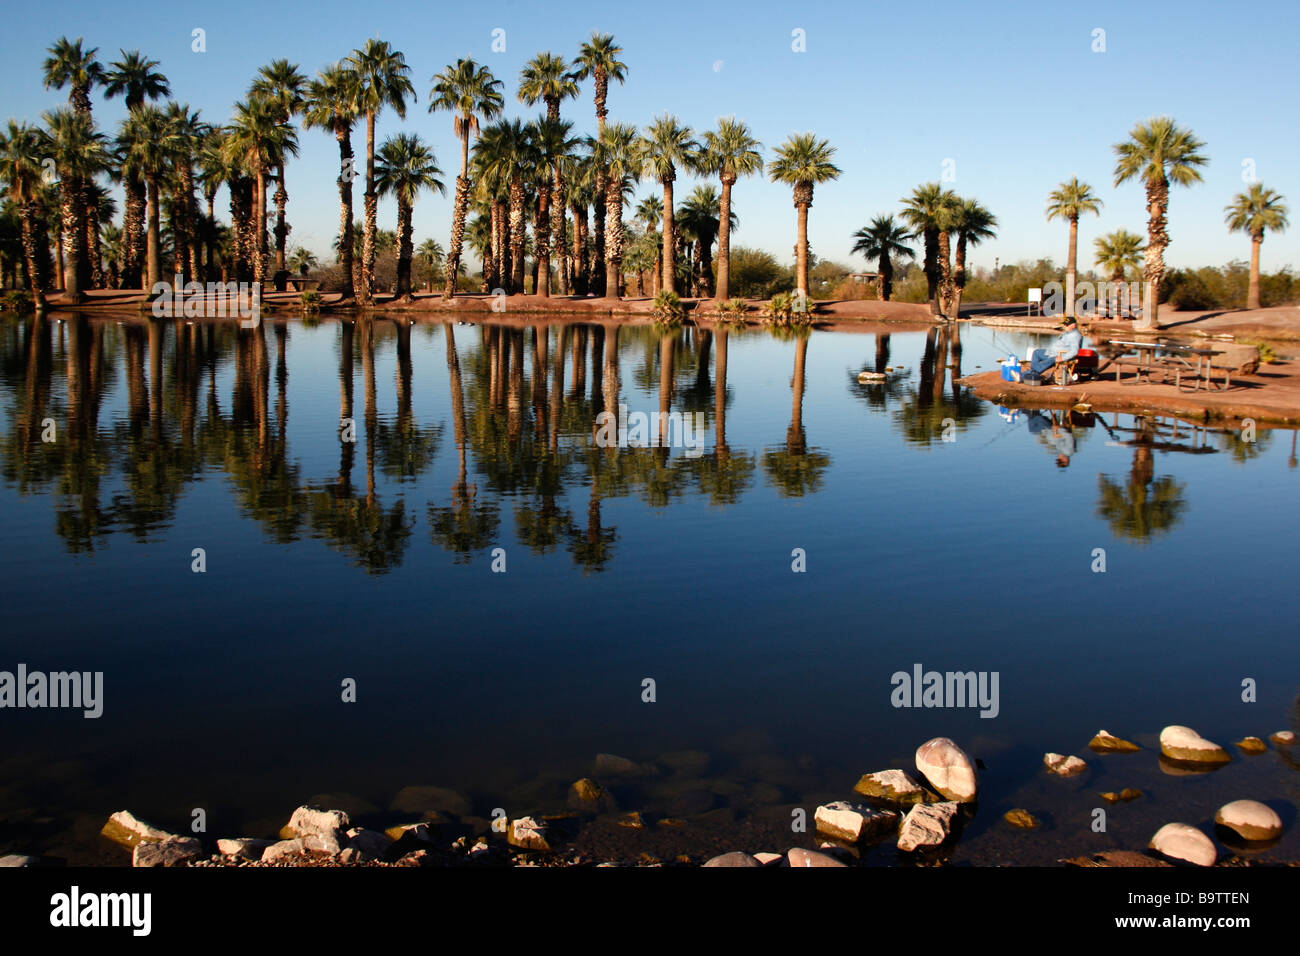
[1027,318,1083,379]
[1027,409,1075,468]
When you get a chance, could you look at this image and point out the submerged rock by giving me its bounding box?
[703,851,762,867]
[1149,823,1217,866]
[853,769,930,806]
[216,837,272,860]
[787,847,847,867]
[508,816,553,852]
[915,738,978,802]
[282,805,351,841]
[1214,801,1283,841]
[897,802,959,851]
[1159,726,1231,765]
[262,838,308,863]
[1101,788,1143,804]
[1043,753,1087,776]
[1270,731,1296,747]
[814,801,898,843]
[1235,737,1268,755]
[1064,850,1170,868]
[659,750,711,776]
[389,786,471,818]
[593,753,657,778]
[133,837,202,868]
[101,810,177,849]
[0,854,37,867]
[567,778,617,814]
[1087,730,1140,753]
[1003,809,1040,830]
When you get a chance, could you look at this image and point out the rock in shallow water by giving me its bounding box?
[567,777,617,814]
[1149,823,1217,866]
[1043,753,1087,776]
[508,816,553,852]
[389,786,471,818]
[853,769,930,806]
[133,837,202,868]
[897,802,959,851]
[0,854,37,867]
[283,805,351,841]
[787,847,847,867]
[814,801,898,843]
[1235,737,1268,755]
[101,810,177,849]
[1214,800,1283,841]
[216,837,272,860]
[1087,730,1140,753]
[915,738,978,802]
[703,851,762,867]
[1003,809,1040,830]
[1270,731,1296,747]
[1159,725,1231,765]
[262,838,308,863]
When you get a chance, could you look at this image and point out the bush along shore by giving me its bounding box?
[3,727,1293,869]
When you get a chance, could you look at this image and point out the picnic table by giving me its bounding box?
[1103,340,1225,391]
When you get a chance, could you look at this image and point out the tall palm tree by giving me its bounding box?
[949,197,997,319]
[1113,117,1209,329]
[163,102,207,285]
[698,118,762,301]
[1093,229,1146,284]
[572,33,627,298]
[768,133,841,300]
[1045,178,1102,317]
[518,52,579,122]
[250,59,307,289]
[519,56,579,295]
[226,97,297,286]
[530,117,575,297]
[304,64,360,300]
[104,50,170,288]
[565,147,597,294]
[595,122,640,299]
[43,38,103,297]
[477,119,537,293]
[901,181,959,316]
[850,214,914,301]
[1224,183,1288,310]
[43,37,102,120]
[0,121,52,305]
[429,58,503,299]
[43,109,107,302]
[634,193,663,294]
[640,115,697,295]
[375,132,444,297]
[348,40,414,304]
[197,128,236,278]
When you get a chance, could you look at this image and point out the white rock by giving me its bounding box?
[897,802,960,852]
[1159,725,1230,764]
[1149,823,1217,866]
[1271,730,1296,746]
[814,801,898,842]
[285,805,350,840]
[216,838,271,860]
[853,768,929,805]
[0,855,38,867]
[101,810,177,849]
[703,851,762,867]
[786,847,847,867]
[261,838,308,863]
[1043,753,1088,776]
[1214,800,1283,841]
[753,852,783,866]
[132,837,202,867]
[915,738,978,802]
[507,816,552,852]
[302,832,341,855]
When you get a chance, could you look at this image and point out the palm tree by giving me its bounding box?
[1113,117,1209,329]
[640,115,697,295]
[634,193,663,294]
[595,122,640,299]
[43,39,103,298]
[0,121,52,305]
[565,147,597,294]
[519,52,579,122]
[104,50,170,288]
[250,59,307,289]
[677,185,734,297]
[288,246,317,275]
[850,215,914,301]
[901,181,959,316]
[163,102,207,285]
[698,118,762,301]
[375,133,444,297]
[303,64,360,300]
[43,37,102,120]
[1045,178,1102,318]
[430,58,504,299]
[416,237,444,290]
[1224,183,1288,310]
[950,198,997,319]
[226,97,297,287]
[572,33,627,298]
[476,119,536,293]
[768,133,841,301]
[43,109,107,302]
[348,40,414,304]
[1093,229,1146,285]
[530,117,576,297]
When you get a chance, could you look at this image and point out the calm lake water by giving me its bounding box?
[1,313,1297,865]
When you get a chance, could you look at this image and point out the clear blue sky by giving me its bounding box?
[4,0,1297,275]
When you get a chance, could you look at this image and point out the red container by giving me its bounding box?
[1076,348,1098,369]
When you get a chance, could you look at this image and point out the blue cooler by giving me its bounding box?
[1000,358,1022,383]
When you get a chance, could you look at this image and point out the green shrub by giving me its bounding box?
[300,289,322,313]
[652,289,684,319]
[2,289,34,314]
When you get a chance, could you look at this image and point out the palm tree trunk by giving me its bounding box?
[273,165,289,291]
[1065,216,1078,318]
[84,193,103,289]
[877,253,893,301]
[953,234,968,320]
[444,128,471,299]
[509,174,526,294]
[550,163,567,296]
[936,229,955,319]
[60,179,85,303]
[145,175,161,291]
[360,110,377,304]
[604,177,623,299]
[1140,176,1169,330]
[396,200,413,296]
[19,201,46,307]
[123,175,145,288]
[1247,233,1262,310]
[592,178,606,296]
[661,178,676,294]
[794,201,809,298]
[536,181,551,297]
[923,228,939,314]
[716,177,735,300]
[336,129,355,300]
[252,166,267,286]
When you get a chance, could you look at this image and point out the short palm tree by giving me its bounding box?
[850,214,914,301]
[476,119,536,293]
[429,58,504,298]
[768,133,840,300]
[416,238,444,291]
[699,118,762,301]
[640,115,698,294]
[1224,183,1288,310]
[595,122,640,299]
[250,59,307,285]
[0,121,52,305]
[303,64,361,300]
[288,246,317,275]
[348,40,414,304]
[104,50,169,288]
[376,133,444,297]
[1113,117,1209,329]
[949,198,997,318]
[677,185,734,297]
[1093,229,1145,284]
[1045,177,1102,317]
[900,181,959,315]
[634,193,663,293]
[572,33,627,295]
[43,108,108,301]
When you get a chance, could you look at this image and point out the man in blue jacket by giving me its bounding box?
[1027,318,1082,379]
